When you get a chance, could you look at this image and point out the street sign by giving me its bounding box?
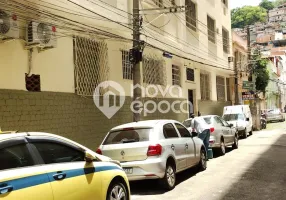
[242,81,255,90]
[242,91,255,100]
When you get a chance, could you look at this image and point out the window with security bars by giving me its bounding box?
[143,56,166,86]
[216,76,226,101]
[186,68,195,81]
[222,27,229,53]
[122,50,133,80]
[153,0,163,7]
[200,73,210,100]
[172,65,181,86]
[207,15,216,43]
[74,37,109,96]
[226,78,231,101]
[185,0,197,31]
[222,0,228,8]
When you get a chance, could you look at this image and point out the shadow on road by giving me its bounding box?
[220,134,286,200]
[130,166,199,196]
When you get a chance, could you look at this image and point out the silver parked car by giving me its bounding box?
[266,109,285,123]
[183,115,238,156]
[96,120,206,190]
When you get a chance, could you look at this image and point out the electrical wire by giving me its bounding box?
[138,0,229,63]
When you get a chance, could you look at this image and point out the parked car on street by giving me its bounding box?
[96,120,207,190]
[0,132,130,200]
[266,109,285,123]
[223,105,253,138]
[183,116,238,156]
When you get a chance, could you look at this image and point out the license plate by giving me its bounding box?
[123,167,133,174]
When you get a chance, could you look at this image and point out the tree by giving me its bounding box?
[231,6,267,28]
[259,0,274,11]
[254,59,270,93]
[274,0,286,7]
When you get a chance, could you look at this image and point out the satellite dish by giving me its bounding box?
[0,10,10,34]
[37,23,51,44]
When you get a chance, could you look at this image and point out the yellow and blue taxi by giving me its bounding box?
[0,132,130,200]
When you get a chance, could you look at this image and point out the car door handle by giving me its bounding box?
[0,184,13,195]
[53,172,67,181]
[171,144,175,150]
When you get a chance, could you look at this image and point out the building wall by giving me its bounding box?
[0,0,233,146]
[0,89,187,150]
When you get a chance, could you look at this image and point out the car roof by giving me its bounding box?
[111,120,179,131]
[0,132,70,142]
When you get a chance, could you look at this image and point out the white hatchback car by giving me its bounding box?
[96,120,206,190]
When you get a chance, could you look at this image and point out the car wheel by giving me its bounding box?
[232,134,238,149]
[106,181,128,200]
[218,139,226,156]
[197,147,207,171]
[161,163,176,190]
[242,128,247,139]
[249,127,253,136]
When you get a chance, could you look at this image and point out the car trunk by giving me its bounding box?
[100,128,152,162]
[101,142,150,162]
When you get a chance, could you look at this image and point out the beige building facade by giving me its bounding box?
[0,0,233,149]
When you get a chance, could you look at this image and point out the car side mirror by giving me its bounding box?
[229,124,233,128]
[246,118,250,121]
[192,132,198,137]
[85,152,96,163]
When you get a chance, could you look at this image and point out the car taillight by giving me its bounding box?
[210,127,215,133]
[147,144,162,156]
[96,148,102,155]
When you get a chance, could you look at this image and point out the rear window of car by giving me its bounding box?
[203,117,212,125]
[223,114,244,121]
[183,120,192,128]
[103,128,151,145]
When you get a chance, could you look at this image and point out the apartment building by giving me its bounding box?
[232,31,248,105]
[0,0,233,149]
[269,3,286,23]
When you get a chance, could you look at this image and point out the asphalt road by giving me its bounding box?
[130,122,286,200]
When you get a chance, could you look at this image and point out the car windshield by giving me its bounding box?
[203,117,212,125]
[183,120,192,128]
[103,128,151,145]
[223,114,244,121]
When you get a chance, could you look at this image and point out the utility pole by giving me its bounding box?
[234,51,239,105]
[132,0,142,122]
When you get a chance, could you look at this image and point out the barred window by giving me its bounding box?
[186,68,195,81]
[226,78,231,101]
[153,0,163,7]
[185,0,197,31]
[207,15,216,43]
[172,65,181,86]
[222,0,228,8]
[122,50,133,80]
[143,56,166,86]
[74,37,109,96]
[216,76,226,101]
[222,27,229,53]
[200,73,210,100]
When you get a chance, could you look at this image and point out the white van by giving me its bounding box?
[222,105,253,138]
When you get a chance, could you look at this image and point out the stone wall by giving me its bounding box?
[198,100,232,116]
[0,89,187,150]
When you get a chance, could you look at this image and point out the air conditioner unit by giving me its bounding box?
[26,21,57,48]
[0,10,19,39]
[228,56,234,62]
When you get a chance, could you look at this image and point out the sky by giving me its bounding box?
[230,0,262,9]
